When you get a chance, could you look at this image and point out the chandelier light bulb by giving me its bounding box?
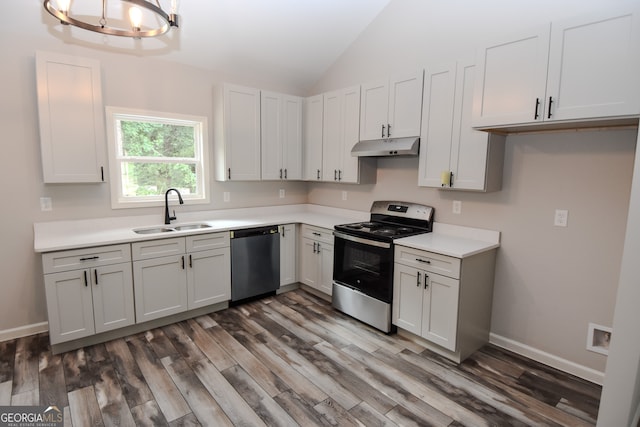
[129,6,142,30]
[57,0,70,13]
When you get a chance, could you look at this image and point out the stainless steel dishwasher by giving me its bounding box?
[230,225,280,302]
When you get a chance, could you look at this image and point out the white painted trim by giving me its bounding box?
[0,322,48,342]
[490,333,605,385]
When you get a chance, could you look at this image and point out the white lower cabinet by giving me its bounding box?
[299,225,334,295]
[393,244,496,363]
[393,264,459,351]
[43,244,134,344]
[280,224,297,286]
[132,233,231,323]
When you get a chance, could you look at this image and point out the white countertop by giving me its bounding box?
[33,204,500,258]
[33,204,368,253]
[396,222,500,258]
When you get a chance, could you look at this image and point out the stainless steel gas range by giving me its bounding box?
[332,201,434,333]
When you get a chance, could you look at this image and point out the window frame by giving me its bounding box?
[105,106,210,209]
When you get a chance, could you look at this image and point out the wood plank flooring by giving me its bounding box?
[0,289,601,426]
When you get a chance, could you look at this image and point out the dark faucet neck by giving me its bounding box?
[164,188,184,224]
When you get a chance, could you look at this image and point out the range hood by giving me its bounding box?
[351,137,420,157]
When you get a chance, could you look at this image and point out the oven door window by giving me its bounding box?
[333,236,393,303]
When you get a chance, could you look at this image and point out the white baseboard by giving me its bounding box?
[489,333,605,385]
[0,322,48,343]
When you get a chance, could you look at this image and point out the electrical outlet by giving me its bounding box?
[342,191,348,201]
[40,197,52,212]
[453,200,461,214]
[554,209,568,227]
[223,192,230,202]
[279,189,285,198]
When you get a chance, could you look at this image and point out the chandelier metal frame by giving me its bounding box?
[43,0,179,38]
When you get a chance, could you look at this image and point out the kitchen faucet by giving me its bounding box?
[164,188,184,224]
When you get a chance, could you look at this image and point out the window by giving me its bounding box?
[106,107,209,209]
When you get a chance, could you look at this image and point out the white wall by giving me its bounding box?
[308,0,639,377]
[0,30,307,335]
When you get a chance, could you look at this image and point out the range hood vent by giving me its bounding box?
[351,137,420,157]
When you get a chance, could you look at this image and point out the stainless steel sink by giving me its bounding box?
[133,223,212,234]
[174,223,212,231]
[133,227,176,234]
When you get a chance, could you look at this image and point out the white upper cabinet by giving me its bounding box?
[261,91,303,180]
[546,8,640,121]
[420,59,505,191]
[214,84,261,181]
[473,7,640,129]
[360,71,424,141]
[303,95,324,181]
[35,51,106,183]
[322,86,362,183]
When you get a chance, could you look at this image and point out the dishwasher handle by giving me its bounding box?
[230,225,279,239]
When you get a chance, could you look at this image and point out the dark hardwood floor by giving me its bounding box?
[0,289,600,426]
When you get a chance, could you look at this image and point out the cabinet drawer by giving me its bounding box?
[43,244,131,274]
[132,238,186,261]
[186,232,230,253]
[301,225,333,244]
[394,245,461,279]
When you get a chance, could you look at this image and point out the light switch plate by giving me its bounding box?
[453,200,461,214]
[554,209,568,227]
[342,191,348,201]
[40,197,52,211]
[223,192,230,202]
[279,189,285,198]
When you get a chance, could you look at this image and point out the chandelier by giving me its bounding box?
[43,0,179,38]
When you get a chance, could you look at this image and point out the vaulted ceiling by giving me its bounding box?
[13,0,391,93]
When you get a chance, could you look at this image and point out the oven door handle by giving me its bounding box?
[333,231,391,249]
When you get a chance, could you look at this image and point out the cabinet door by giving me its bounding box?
[133,255,188,322]
[44,270,95,344]
[187,248,231,309]
[35,51,106,183]
[92,263,135,334]
[223,84,261,181]
[303,95,323,181]
[472,25,551,128]
[388,71,424,138]
[418,63,456,188]
[339,86,361,183]
[392,264,423,336]
[261,91,283,180]
[280,224,297,286]
[322,90,342,181]
[422,272,460,351]
[546,8,640,121]
[359,80,389,141]
[318,242,334,296]
[451,60,494,191]
[282,95,303,180]
[300,238,320,289]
